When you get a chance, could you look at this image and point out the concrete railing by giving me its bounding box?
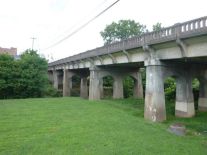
[49,16,207,67]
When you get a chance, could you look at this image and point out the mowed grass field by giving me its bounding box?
[0,97,206,155]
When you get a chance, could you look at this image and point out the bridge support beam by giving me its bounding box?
[144,60,166,122]
[53,70,59,89]
[100,79,104,99]
[89,67,125,100]
[88,66,143,100]
[48,71,53,84]
[63,69,73,97]
[175,73,195,117]
[113,76,123,99]
[89,67,102,100]
[198,78,207,111]
[132,71,143,99]
[80,77,88,99]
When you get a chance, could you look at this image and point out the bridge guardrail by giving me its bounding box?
[49,16,207,67]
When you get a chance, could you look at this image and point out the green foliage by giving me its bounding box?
[152,22,163,31]
[0,54,21,98]
[192,78,200,108]
[71,75,81,96]
[123,76,134,98]
[103,76,113,98]
[100,20,147,44]
[0,50,49,99]
[44,84,62,97]
[164,77,176,100]
[164,78,200,102]
[103,76,113,87]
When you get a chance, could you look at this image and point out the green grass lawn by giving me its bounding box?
[0,97,206,155]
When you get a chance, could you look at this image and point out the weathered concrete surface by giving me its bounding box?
[63,69,72,96]
[53,70,59,89]
[89,67,101,100]
[168,123,186,136]
[113,76,123,99]
[198,98,207,111]
[198,78,207,111]
[48,16,207,122]
[48,16,207,71]
[88,66,143,100]
[131,71,143,98]
[48,71,53,84]
[80,77,88,99]
[175,73,195,117]
[144,60,166,122]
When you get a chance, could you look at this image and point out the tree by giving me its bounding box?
[0,54,21,98]
[152,22,163,31]
[100,20,165,98]
[0,50,49,99]
[19,50,48,97]
[100,20,147,44]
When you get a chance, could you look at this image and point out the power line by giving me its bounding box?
[53,0,108,41]
[42,0,120,50]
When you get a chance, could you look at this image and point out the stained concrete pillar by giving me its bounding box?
[175,74,195,117]
[48,71,54,84]
[144,60,166,122]
[113,76,123,99]
[89,67,101,100]
[63,69,72,97]
[198,79,207,111]
[53,70,59,89]
[100,78,104,99]
[133,71,143,99]
[80,77,88,99]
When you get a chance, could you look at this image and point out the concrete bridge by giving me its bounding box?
[48,16,207,122]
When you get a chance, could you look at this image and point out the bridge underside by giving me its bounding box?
[48,58,207,122]
[48,16,207,122]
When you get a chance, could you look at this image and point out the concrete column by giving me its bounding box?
[53,70,59,89]
[48,71,53,84]
[175,74,195,117]
[100,78,104,99]
[144,60,166,122]
[63,69,71,97]
[133,71,143,98]
[198,79,207,111]
[113,76,123,99]
[80,77,88,99]
[89,68,101,100]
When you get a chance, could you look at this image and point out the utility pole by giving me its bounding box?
[31,37,36,50]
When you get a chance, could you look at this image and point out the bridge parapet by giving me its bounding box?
[49,16,207,69]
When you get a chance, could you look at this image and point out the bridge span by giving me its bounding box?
[48,16,207,122]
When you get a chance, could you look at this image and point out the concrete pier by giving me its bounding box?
[144,60,166,122]
[80,77,88,99]
[89,67,101,100]
[63,69,71,96]
[132,71,143,99]
[53,70,59,90]
[113,76,123,99]
[48,16,207,122]
[175,73,195,117]
[198,78,207,111]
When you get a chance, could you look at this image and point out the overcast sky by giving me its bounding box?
[0,0,207,61]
